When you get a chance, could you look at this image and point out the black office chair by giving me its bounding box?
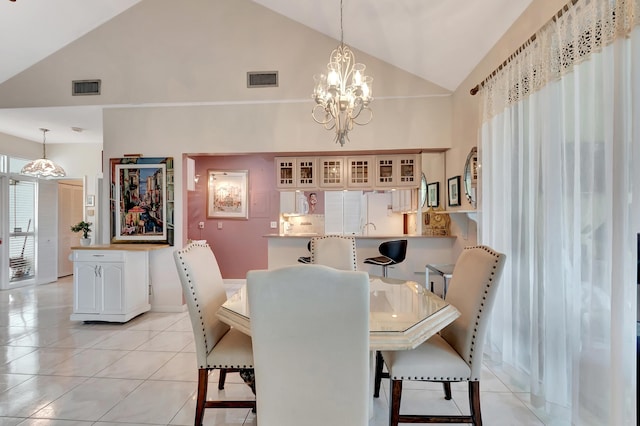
[364,239,407,277]
[297,241,312,264]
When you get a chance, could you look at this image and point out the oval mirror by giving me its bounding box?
[419,172,427,208]
[463,147,478,208]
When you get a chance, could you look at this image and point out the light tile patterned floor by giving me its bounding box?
[0,277,556,425]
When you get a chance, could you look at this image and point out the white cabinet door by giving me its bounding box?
[74,263,99,314]
[295,157,317,188]
[319,157,345,188]
[275,157,296,189]
[101,263,124,314]
[346,156,375,188]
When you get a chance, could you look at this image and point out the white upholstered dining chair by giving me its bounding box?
[376,245,506,426]
[247,264,370,426]
[310,235,357,270]
[173,242,255,426]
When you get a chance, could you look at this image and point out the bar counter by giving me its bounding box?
[265,234,456,283]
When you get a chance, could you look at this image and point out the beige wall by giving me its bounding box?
[0,133,41,160]
[0,0,449,108]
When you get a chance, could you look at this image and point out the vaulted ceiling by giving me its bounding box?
[0,0,533,145]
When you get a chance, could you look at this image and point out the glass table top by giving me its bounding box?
[218,274,460,351]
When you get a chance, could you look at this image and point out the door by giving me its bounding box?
[74,262,99,313]
[101,263,124,314]
[58,180,84,277]
[8,178,36,286]
[38,179,58,284]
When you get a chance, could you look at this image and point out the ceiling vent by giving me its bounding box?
[247,72,278,88]
[72,79,101,96]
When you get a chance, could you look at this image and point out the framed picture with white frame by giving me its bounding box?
[207,170,249,219]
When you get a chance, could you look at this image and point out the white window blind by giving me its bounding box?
[9,178,35,282]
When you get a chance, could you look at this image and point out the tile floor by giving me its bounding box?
[0,276,562,426]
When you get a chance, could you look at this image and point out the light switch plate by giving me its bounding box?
[270,221,277,229]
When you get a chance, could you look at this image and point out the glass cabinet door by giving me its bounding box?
[295,157,316,188]
[319,157,345,188]
[346,156,374,188]
[275,157,295,189]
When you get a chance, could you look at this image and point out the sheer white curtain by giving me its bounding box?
[480,1,639,424]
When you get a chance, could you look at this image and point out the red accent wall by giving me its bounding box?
[187,154,279,278]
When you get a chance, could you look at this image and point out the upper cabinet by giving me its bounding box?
[318,157,345,188]
[275,157,295,189]
[346,156,375,188]
[276,154,420,190]
[275,157,318,189]
[374,155,421,188]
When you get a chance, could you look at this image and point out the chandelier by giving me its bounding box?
[21,128,66,178]
[312,0,373,146]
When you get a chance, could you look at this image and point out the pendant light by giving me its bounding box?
[20,128,66,178]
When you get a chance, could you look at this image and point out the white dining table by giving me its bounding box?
[217,274,460,351]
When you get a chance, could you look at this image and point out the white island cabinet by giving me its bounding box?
[70,244,166,323]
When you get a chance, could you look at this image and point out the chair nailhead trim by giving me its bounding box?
[391,375,472,381]
[177,245,210,353]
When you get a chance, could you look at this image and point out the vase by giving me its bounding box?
[80,238,91,246]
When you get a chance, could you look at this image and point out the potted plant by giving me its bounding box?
[71,220,92,246]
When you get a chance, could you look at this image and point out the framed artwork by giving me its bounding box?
[427,182,440,208]
[207,170,249,219]
[448,175,461,207]
[110,157,174,245]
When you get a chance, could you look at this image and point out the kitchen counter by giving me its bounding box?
[267,234,456,282]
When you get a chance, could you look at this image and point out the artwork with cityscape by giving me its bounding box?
[110,157,174,245]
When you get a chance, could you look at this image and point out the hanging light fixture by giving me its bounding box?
[21,128,66,178]
[312,0,373,146]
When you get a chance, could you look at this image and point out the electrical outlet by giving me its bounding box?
[198,222,204,229]
[270,221,278,229]
[217,222,223,230]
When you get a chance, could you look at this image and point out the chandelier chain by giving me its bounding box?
[340,0,344,46]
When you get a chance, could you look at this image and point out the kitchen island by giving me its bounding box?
[69,244,168,323]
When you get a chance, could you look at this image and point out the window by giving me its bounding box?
[9,178,36,282]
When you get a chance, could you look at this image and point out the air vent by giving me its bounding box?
[72,79,101,96]
[247,72,278,88]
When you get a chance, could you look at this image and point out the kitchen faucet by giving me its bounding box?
[362,222,377,235]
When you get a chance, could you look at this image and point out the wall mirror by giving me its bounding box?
[463,147,478,208]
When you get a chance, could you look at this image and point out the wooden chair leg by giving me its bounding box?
[443,381,452,400]
[218,368,227,390]
[389,379,402,426]
[469,380,482,426]
[374,351,384,398]
[195,368,209,426]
